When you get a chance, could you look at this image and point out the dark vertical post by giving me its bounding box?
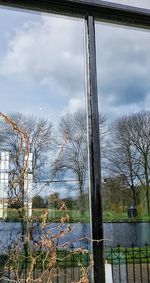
[85,15,105,283]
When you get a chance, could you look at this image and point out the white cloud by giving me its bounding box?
[62,97,85,115]
[0,15,84,96]
[143,93,150,110]
[96,23,150,121]
[0,11,150,124]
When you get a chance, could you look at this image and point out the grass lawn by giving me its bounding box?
[5,208,150,223]
[103,211,150,222]
[6,208,90,223]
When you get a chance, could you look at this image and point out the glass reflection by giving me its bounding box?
[0,7,92,282]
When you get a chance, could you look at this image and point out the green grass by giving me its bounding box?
[32,208,90,223]
[5,208,150,223]
[6,208,90,223]
[103,211,150,222]
[103,211,127,222]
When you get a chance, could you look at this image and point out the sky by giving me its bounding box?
[102,0,150,9]
[0,6,150,126]
[0,9,85,124]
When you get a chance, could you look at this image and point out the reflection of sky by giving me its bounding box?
[96,23,150,122]
[101,0,150,9]
[0,7,150,125]
[0,8,85,124]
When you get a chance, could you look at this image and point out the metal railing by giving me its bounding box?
[105,243,150,283]
[0,243,149,283]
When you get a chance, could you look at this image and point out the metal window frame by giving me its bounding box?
[0,0,150,29]
[0,1,149,283]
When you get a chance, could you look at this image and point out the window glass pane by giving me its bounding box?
[0,7,92,282]
[96,22,150,281]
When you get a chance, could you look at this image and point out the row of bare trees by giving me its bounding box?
[0,109,150,215]
[0,111,87,215]
[53,110,150,215]
[0,111,106,216]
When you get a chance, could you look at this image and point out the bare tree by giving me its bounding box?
[0,112,53,182]
[102,175,132,212]
[52,110,107,217]
[105,117,140,207]
[106,111,150,214]
[53,110,88,216]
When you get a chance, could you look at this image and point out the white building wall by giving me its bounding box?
[24,153,33,217]
[0,151,9,219]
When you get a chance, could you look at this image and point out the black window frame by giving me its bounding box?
[0,0,150,29]
[0,1,149,283]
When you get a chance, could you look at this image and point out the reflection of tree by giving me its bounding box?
[0,112,31,271]
[0,112,55,276]
[32,195,45,208]
[52,110,107,217]
[52,111,88,216]
[106,111,150,214]
[102,175,132,212]
[0,112,53,182]
[48,192,60,209]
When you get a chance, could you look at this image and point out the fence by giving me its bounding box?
[105,243,150,283]
[0,243,150,283]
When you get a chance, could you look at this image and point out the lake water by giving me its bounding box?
[0,221,149,254]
